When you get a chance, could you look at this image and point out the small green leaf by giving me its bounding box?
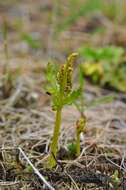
[25,165,33,172]
[21,33,41,49]
[67,143,76,157]
[46,62,57,81]
[64,88,81,105]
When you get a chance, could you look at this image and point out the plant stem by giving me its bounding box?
[3,18,9,74]
[76,132,80,156]
[48,108,62,168]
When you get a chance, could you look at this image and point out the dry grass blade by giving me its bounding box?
[18,147,55,190]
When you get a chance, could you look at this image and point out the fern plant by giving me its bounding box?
[45,53,81,168]
[72,63,113,156]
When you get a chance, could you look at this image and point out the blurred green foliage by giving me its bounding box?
[79,46,124,62]
[57,0,126,32]
[21,33,42,49]
[57,0,102,32]
[79,46,126,92]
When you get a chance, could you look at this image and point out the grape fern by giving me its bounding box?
[46,53,81,167]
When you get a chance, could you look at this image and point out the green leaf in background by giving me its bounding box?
[79,46,124,62]
[85,95,114,108]
[21,33,42,49]
[57,0,102,32]
[78,46,126,92]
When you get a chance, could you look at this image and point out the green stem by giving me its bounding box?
[3,19,9,74]
[76,132,80,156]
[48,108,62,168]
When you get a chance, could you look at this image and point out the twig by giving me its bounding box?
[18,147,55,190]
[105,153,125,171]
[64,170,80,190]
